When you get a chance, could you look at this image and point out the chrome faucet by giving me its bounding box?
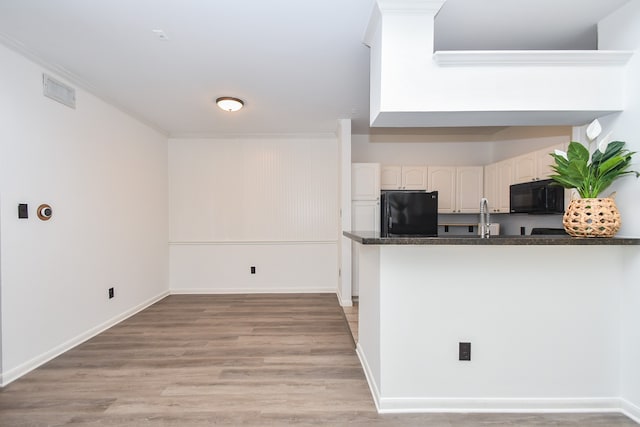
[479,198,491,239]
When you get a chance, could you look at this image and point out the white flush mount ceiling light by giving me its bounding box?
[216,97,244,112]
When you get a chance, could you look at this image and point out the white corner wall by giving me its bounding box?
[338,119,353,306]
[598,3,640,422]
[168,136,340,294]
[0,44,169,385]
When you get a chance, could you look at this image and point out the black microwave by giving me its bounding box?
[509,179,564,214]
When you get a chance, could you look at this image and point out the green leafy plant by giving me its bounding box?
[550,120,639,198]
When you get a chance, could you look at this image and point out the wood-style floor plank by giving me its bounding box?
[0,294,636,426]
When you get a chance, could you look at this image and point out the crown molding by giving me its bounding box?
[376,0,446,14]
[365,0,445,46]
[0,31,169,136]
[433,50,634,66]
[168,132,338,140]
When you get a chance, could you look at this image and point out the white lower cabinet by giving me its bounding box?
[351,200,380,232]
[428,166,483,213]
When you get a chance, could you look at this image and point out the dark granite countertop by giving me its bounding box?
[343,231,640,246]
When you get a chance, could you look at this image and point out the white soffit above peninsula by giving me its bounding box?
[365,0,634,128]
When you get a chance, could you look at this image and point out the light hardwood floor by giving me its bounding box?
[342,300,358,342]
[0,294,636,426]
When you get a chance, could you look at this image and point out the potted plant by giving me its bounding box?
[550,119,639,237]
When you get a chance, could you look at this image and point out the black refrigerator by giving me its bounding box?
[380,191,438,237]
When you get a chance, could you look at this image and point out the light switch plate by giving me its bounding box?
[18,204,28,219]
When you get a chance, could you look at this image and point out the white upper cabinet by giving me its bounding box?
[352,163,380,201]
[497,159,514,213]
[380,165,427,190]
[428,166,483,213]
[513,152,537,184]
[484,163,498,212]
[513,143,567,184]
[484,160,514,214]
[402,166,428,190]
[380,166,402,190]
[428,167,456,213]
[456,167,484,213]
[536,144,565,180]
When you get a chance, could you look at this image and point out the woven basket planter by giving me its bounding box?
[563,197,621,237]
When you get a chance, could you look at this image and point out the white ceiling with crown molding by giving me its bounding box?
[0,0,631,136]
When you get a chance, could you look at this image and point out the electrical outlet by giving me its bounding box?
[250,266,256,274]
[108,287,114,299]
[459,342,471,361]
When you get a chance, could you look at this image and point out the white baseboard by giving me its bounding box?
[1,290,169,387]
[339,298,353,307]
[336,287,352,307]
[621,398,640,424]
[376,397,622,414]
[355,345,630,417]
[356,343,382,412]
[170,288,335,295]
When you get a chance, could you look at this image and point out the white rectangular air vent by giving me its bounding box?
[42,73,76,109]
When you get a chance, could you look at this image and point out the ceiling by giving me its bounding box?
[0,0,631,136]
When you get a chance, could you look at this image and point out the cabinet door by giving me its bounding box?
[513,153,537,184]
[536,143,565,181]
[484,163,498,212]
[351,201,380,232]
[496,159,514,213]
[380,166,402,190]
[352,163,380,200]
[402,166,428,190]
[428,167,456,213]
[456,167,484,213]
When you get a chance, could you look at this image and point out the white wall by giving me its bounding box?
[0,44,169,384]
[358,244,624,413]
[168,136,340,293]
[352,134,494,166]
[353,126,571,166]
[598,3,640,421]
[490,126,571,161]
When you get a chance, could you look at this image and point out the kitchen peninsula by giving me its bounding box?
[344,231,640,414]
